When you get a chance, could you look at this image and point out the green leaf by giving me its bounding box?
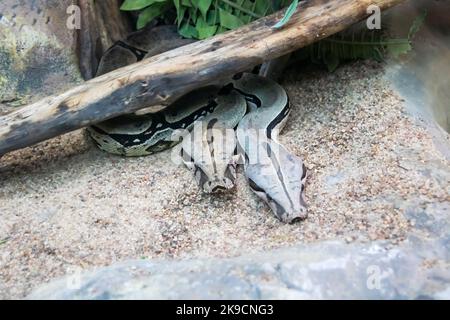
[197,0,213,19]
[272,0,298,29]
[188,6,199,23]
[179,22,198,38]
[196,16,218,39]
[324,51,340,72]
[121,0,167,11]
[173,0,182,27]
[219,8,244,29]
[374,47,384,61]
[137,3,169,29]
[206,9,219,25]
[242,0,253,10]
[255,0,271,16]
[272,0,289,11]
[181,0,193,7]
[216,26,228,34]
[385,40,412,58]
[239,0,256,23]
[197,26,218,38]
[408,10,427,40]
[173,0,180,11]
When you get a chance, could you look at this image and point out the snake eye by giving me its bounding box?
[248,179,264,193]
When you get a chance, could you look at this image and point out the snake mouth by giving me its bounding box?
[211,186,227,193]
[203,178,235,194]
[289,216,306,224]
[276,207,308,224]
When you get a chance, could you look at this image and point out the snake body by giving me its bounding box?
[88,88,245,156]
[233,73,307,222]
[88,27,307,223]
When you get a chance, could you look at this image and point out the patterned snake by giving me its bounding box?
[88,26,307,223]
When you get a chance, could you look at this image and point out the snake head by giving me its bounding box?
[181,120,237,194]
[200,168,236,193]
[244,141,308,224]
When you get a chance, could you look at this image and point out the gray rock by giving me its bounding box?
[0,0,82,106]
[28,231,450,299]
[0,0,131,108]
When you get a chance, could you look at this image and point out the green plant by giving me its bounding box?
[121,0,425,72]
[121,0,292,39]
[295,11,427,72]
[272,0,298,29]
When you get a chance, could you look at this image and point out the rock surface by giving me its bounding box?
[0,0,131,108]
[28,235,450,299]
[0,0,82,106]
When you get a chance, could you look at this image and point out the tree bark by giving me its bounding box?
[76,0,133,80]
[0,0,405,156]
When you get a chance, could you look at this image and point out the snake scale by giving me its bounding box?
[88,26,307,223]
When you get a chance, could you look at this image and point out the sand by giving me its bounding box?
[1,61,449,299]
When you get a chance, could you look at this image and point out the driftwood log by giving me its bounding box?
[0,0,404,156]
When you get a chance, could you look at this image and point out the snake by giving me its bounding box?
[88,26,307,223]
[233,73,308,223]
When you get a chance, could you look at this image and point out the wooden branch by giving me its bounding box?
[0,0,404,156]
